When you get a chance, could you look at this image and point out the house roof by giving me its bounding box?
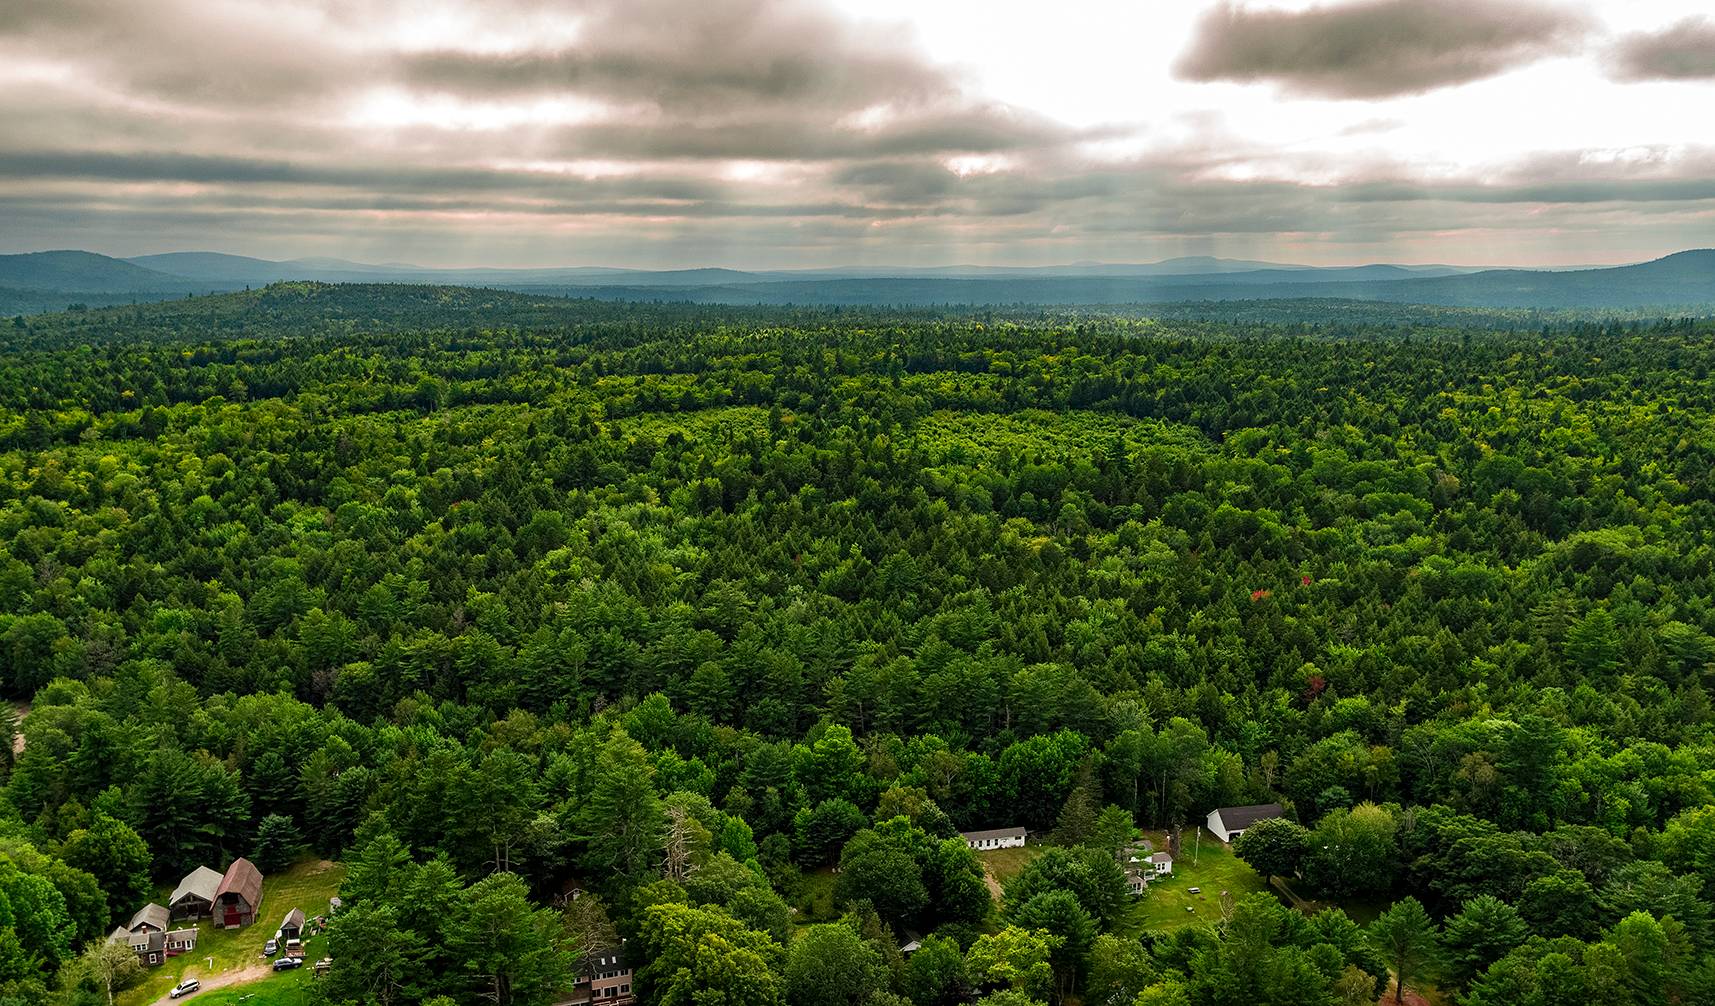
[165,928,197,942]
[961,827,1026,841]
[128,903,169,932]
[144,932,166,952]
[216,857,264,907]
[1212,803,1285,831]
[108,926,128,943]
[1150,851,1174,863]
[581,943,634,976]
[281,907,305,930]
[170,866,224,906]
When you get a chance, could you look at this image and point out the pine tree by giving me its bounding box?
[577,729,663,879]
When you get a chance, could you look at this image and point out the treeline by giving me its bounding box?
[2,287,1714,1005]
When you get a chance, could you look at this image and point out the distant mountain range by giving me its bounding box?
[2,248,1712,315]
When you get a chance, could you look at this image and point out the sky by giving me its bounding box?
[2,0,1714,269]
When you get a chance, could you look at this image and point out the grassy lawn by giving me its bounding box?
[118,859,345,1006]
[791,867,840,925]
[170,970,317,1006]
[1121,833,1270,934]
[975,844,1042,887]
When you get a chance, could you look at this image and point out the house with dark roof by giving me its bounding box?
[214,857,264,928]
[960,826,1026,851]
[1205,803,1285,843]
[111,925,167,967]
[169,865,224,920]
[566,943,634,1005]
[1149,851,1174,876]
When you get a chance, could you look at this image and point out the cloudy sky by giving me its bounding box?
[2,0,1713,268]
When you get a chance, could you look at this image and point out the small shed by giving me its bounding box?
[960,826,1026,851]
[170,866,225,920]
[280,907,306,942]
[215,857,264,928]
[1150,851,1174,876]
[1205,803,1285,843]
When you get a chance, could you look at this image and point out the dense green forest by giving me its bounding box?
[4,284,1715,1006]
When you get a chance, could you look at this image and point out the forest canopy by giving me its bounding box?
[3,286,1714,1006]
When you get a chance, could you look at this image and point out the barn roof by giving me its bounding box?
[170,866,224,906]
[281,907,305,930]
[216,857,264,907]
[1212,803,1285,831]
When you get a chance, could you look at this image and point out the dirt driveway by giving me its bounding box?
[144,962,273,1006]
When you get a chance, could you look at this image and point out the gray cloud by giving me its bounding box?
[1174,0,1588,99]
[0,0,1711,268]
[1611,18,1715,80]
[398,0,945,112]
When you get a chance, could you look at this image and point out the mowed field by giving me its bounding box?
[119,859,345,1006]
[1118,833,1271,933]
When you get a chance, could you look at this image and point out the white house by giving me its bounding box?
[961,826,1026,851]
[1150,851,1174,876]
[1205,803,1285,843]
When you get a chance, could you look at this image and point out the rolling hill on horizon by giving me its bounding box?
[2,247,1711,316]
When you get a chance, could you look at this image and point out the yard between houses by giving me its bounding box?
[120,859,345,1006]
[1120,832,1271,933]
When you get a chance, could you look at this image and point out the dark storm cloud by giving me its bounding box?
[545,109,1085,162]
[0,149,728,202]
[395,0,1076,161]
[399,0,946,111]
[1174,0,1589,98]
[1611,18,1715,80]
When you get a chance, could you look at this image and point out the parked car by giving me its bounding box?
[273,956,304,971]
[264,938,278,956]
[170,979,200,998]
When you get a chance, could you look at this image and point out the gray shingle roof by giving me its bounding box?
[1213,803,1285,831]
[961,827,1026,842]
[170,866,224,906]
[128,903,169,932]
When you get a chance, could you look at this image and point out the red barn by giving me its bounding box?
[214,857,264,928]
